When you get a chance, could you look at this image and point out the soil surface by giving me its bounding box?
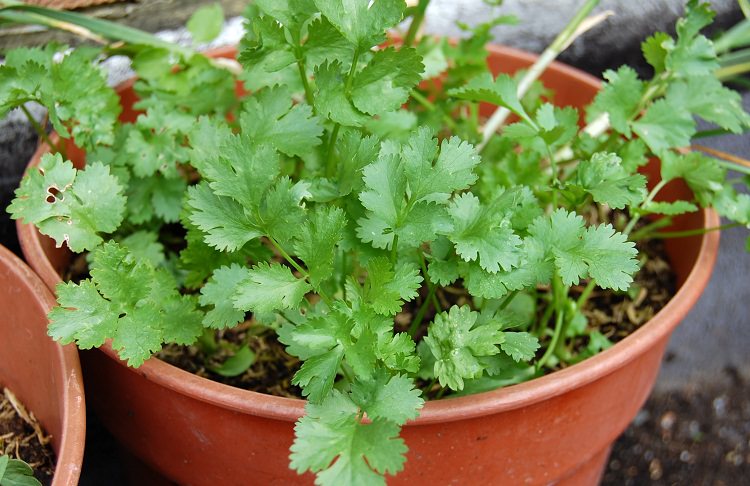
[605,367,750,486]
[0,388,56,485]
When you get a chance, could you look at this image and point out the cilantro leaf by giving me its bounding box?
[241,86,324,157]
[350,370,423,425]
[295,206,347,289]
[642,32,671,74]
[351,47,424,115]
[314,61,369,127]
[631,99,695,154]
[574,152,647,209]
[402,128,481,204]
[290,390,408,486]
[640,200,698,216]
[528,209,638,290]
[660,151,725,205]
[448,73,534,126]
[8,153,126,252]
[234,262,312,315]
[586,66,643,136]
[48,242,203,367]
[199,264,250,329]
[186,182,263,252]
[423,305,504,391]
[500,332,540,362]
[665,76,750,134]
[365,257,422,315]
[187,3,224,43]
[314,0,405,49]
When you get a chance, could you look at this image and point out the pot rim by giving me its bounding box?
[0,244,86,485]
[16,44,720,426]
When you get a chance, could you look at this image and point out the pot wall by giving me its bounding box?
[0,244,85,485]
[16,45,720,485]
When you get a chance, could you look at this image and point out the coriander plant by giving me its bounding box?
[5,0,750,483]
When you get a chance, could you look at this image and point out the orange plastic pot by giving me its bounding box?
[0,244,85,485]
[16,45,720,485]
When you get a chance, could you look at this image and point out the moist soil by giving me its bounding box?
[0,388,56,485]
[157,227,676,400]
[605,367,750,486]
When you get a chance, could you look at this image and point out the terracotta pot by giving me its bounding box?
[0,244,85,485]
[16,45,720,485]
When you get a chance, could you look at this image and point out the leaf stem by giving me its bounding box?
[404,0,430,47]
[575,279,596,310]
[623,179,668,236]
[497,290,519,312]
[408,284,436,338]
[325,50,361,177]
[296,54,314,107]
[20,104,62,156]
[268,236,308,278]
[390,234,399,265]
[650,223,743,239]
[536,307,565,371]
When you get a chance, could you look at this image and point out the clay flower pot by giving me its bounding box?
[0,244,85,485]
[16,45,720,485]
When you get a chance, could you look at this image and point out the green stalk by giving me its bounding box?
[479,0,605,151]
[623,179,668,236]
[650,223,743,239]
[575,279,596,310]
[629,217,674,241]
[268,236,308,278]
[497,290,519,312]
[536,307,565,371]
[404,0,430,47]
[296,55,314,107]
[410,89,458,131]
[390,235,399,265]
[19,104,63,156]
[408,285,436,338]
[325,50,360,177]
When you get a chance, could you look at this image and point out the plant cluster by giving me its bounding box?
[4,0,750,483]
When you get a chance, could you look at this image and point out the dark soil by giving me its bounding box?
[157,322,303,399]
[605,368,750,486]
[0,388,56,485]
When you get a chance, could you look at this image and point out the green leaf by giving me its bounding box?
[365,257,423,315]
[234,262,312,314]
[640,200,698,216]
[303,16,356,67]
[448,73,534,126]
[423,305,504,391]
[125,105,194,178]
[642,32,671,74]
[49,242,203,366]
[200,264,250,329]
[209,345,256,377]
[0,456,41,486]
[186,182,263,252]
[293,345,345,403]
[660,151,725,205]
[402,128,481,204]
[314,0,405,49]
[528,209,638,290]
[586,66,643,136]
[120,230,165,267]
[665,76,750,134]
[351,47,424,115]
[48,279,118,349]
[295,207,347,289]
[631,99,695,154]
[290,390,408,486]
[350,371,423,425]
[574,152,647,209]
[447,193,522,273]
[241,86,324,157]
[187,3,224,43]
[314,61,369,127]
[8,153,126,252]
[500,332,540,362]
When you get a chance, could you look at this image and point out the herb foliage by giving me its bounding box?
[5,1,750,484]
